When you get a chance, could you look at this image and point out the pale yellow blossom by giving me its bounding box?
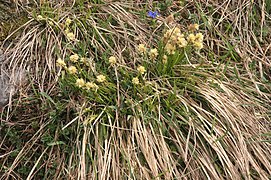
[137,65,146,74]
[132,77,139,85]
[192,33,204,49]
[67,66,77,74]
[76,78,85,88]
[138,44,147,54]
[149,48,158,60]
[177,37,187,48]
[174,27,181,34]
[195,33,204,42]
[194,41,203,49]
[66,32,76,41]
[48,21,54,26]
[96,75,106,83]
[70,54,79,62]
[65,18,72,26]
[165,43,176,55]
[164,27,181,42]
[56,58,66,67]
[177,33,185,38]
[187,34,196,42]
[37,15,44,21]
[85,82,99,90]
[163,30,171,40]
[65,28,70,34]
[109,56,117,65]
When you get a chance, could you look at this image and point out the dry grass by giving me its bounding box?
[0,0,271,179]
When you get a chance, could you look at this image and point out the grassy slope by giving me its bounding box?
[0,1,271,179]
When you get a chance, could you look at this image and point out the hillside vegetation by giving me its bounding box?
[0,1,271,179]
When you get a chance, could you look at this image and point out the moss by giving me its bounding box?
[0,3,29,42]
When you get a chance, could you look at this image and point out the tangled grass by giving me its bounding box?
[0,1,271,179]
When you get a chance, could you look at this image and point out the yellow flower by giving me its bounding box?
[56,58,66,67]
[177,37,187,48]
[163,30,171,40]
[67,66,77,74]
[187,34,196,42]
[85,82,99,91]
[165,43,176,55]
[138,44,147,54]
[37,15,44,21]
[65,28,70,34]
[149,48,158,60]
[132,77,139,85]
[193,41,203,49]
[192,33,204,49]
[162,55,168,64]
[48,21,54,26]
[172,27,181,35]
[96,75,106,83]
[66,32,76,41]
[76,78,85,88]
[109,56,117,65]
[164,27,181,41]
[80,57,87,63]
[70,54,79,62]
[65,18,72,26]
[195,33,204,42]
[137,65,146,74]
[177,33,184,38]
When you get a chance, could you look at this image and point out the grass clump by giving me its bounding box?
[0,1,271,179]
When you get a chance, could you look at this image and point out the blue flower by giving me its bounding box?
[147,10,159,19]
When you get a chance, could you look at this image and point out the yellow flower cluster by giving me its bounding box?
[75,75,105,91]
[64,17,76,41]
[163,25,204,53]
[188,32,204,49]
[163,27,187,54]
[138,44,147,54]
[56,53,100,91]
[86,82,99,90]
[75,79,99,91]
[137,44,160,61]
